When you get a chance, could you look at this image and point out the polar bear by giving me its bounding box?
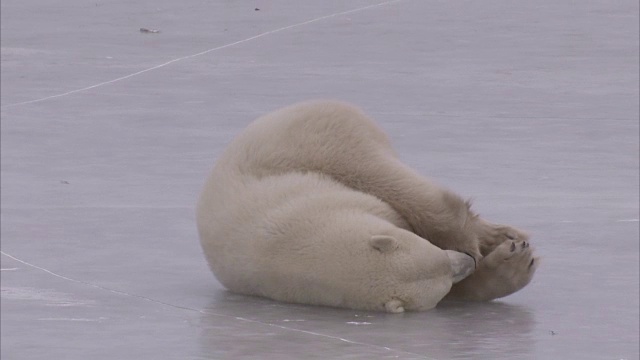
[197,100,537,312]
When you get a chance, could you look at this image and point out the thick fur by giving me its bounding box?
[197,100,537,312]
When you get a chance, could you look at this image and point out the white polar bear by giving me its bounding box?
[197,100,537,312]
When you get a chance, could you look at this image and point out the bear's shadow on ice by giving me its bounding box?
[197,290,535,358]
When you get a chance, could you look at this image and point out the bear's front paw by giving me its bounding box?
[474,218,529,257]
[445,239,538,301]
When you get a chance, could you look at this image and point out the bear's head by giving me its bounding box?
[361,230,474,312]
[251,210,475,313]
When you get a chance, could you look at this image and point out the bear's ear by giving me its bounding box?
[370,235,399,253]
[385,299,405,313]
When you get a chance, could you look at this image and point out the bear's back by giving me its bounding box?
[214,100,395,180]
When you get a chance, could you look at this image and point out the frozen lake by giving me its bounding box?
[2,1,638,359]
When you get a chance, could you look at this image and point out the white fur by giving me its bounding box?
[197,100,535,311]
[197,101,478,312]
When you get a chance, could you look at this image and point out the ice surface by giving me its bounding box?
[1,0,638,359]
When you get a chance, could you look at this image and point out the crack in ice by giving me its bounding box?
[0,251,427,358]
[37,317,107,322]
[1,0,403,109]
[1,251,198,311]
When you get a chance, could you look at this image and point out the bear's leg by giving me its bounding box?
[247,101,521,261]
[443,239,539,301]
[327,150,532,262]
[330,153,484,261]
